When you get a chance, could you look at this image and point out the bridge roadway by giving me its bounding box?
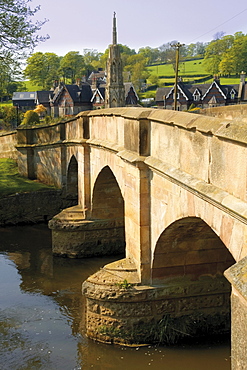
[16,107,247,368]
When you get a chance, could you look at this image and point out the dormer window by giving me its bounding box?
[230,89,235,100]
[173,92,179,100]
[193,89,201,101]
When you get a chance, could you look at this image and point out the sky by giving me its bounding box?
[31,0,247,56]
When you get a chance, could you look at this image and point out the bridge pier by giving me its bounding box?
[225,256,247,370]
[48,205,125,258]
[82,261,231,346]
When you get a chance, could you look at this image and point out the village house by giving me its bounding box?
[50,82,93,117]
[156,72,247,110]
[12,91,38,111]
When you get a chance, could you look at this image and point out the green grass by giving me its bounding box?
[0,158,56,198]
[0,101,12,107]
[218,77,240,84]
[147,59,241,87]
[24,80,43,91]
[148,59,208,77]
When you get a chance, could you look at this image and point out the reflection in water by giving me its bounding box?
[0,224,231,370]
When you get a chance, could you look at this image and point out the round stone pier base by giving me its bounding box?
[82,258,231,346]
[48,205,125,258]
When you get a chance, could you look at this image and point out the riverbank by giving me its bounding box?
[0,158,75,225]
[0,158,56,198]
[0,189,71,225]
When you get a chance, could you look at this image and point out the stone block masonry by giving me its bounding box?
[82,258,231,345]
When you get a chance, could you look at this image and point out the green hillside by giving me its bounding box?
[147,59,240,86]
[24,80,42,91]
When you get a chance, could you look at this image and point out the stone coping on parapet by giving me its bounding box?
[17,116,78,131]
[0,130,16,137]
[224,256,247,300]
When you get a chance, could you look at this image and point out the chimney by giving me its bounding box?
[238,71,246,101]
[240,71,246,84]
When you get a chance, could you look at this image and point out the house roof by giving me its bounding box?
[91,87,105,102]
[52,83,93,104]
[36,91,52,104]
[66,83,93,103]
[124,82,138,99]
[12,91,37,101]
[88,70,106,83]
[156,87,172,102]
[156,79,242,103]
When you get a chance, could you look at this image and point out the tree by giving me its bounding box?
[0,57,22,100]
[21,110,40,125]
[124,54,150,91]
[59,52,86,83]
[203,35,234,75]
[224,34,247,74]
[24,52,60,89]
[138,46,160,65]
[0,0,48,60]
[219,51,235,76]
[148,74,160,86]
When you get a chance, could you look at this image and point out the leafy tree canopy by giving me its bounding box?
[59,51,86,83]
[24,52,60,89]
[0,0,48,61]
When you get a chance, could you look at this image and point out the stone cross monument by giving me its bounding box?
[105,12,125,108]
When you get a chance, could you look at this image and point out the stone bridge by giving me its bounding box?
[14,107,247,368]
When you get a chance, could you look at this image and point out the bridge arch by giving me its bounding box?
[152,217,235,284]
[66,155,78,201]
[91,165,124,221]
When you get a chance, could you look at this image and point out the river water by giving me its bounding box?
[0,224,231,370]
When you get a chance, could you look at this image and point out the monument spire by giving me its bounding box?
[105,13,125,108]
[113,12,117,45]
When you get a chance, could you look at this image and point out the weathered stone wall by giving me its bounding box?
[0,131,17,159]
[82,261,231,345]
[0,190,73,225]
[225,256,247,370]
[199,104,247,122]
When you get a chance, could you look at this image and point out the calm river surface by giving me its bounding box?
[0,224,231,370]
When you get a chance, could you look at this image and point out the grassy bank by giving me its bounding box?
[0,158,56,198]
[147,60,240,86]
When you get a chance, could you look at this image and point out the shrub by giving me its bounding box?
[0,105,22,130]
[21,110,40,125]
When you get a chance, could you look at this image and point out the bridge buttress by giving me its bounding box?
[225,257,247,369]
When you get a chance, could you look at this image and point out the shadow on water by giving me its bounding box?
[0,224,231,370]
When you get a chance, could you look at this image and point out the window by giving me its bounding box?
[173,93,179,100]
[230,90,235,100]
[96,95,101,104]
[193,94,200,101]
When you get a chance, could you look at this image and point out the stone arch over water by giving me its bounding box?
[66,155,78,202]
[92,165,124,221]
[91,165,125,255]
[152,217,235,284]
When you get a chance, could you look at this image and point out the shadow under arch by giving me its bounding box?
[91,165,125,255]
[92,166,124,221]
[66,155,78,202]
[150,217,236,342]
[152,217,235,284]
